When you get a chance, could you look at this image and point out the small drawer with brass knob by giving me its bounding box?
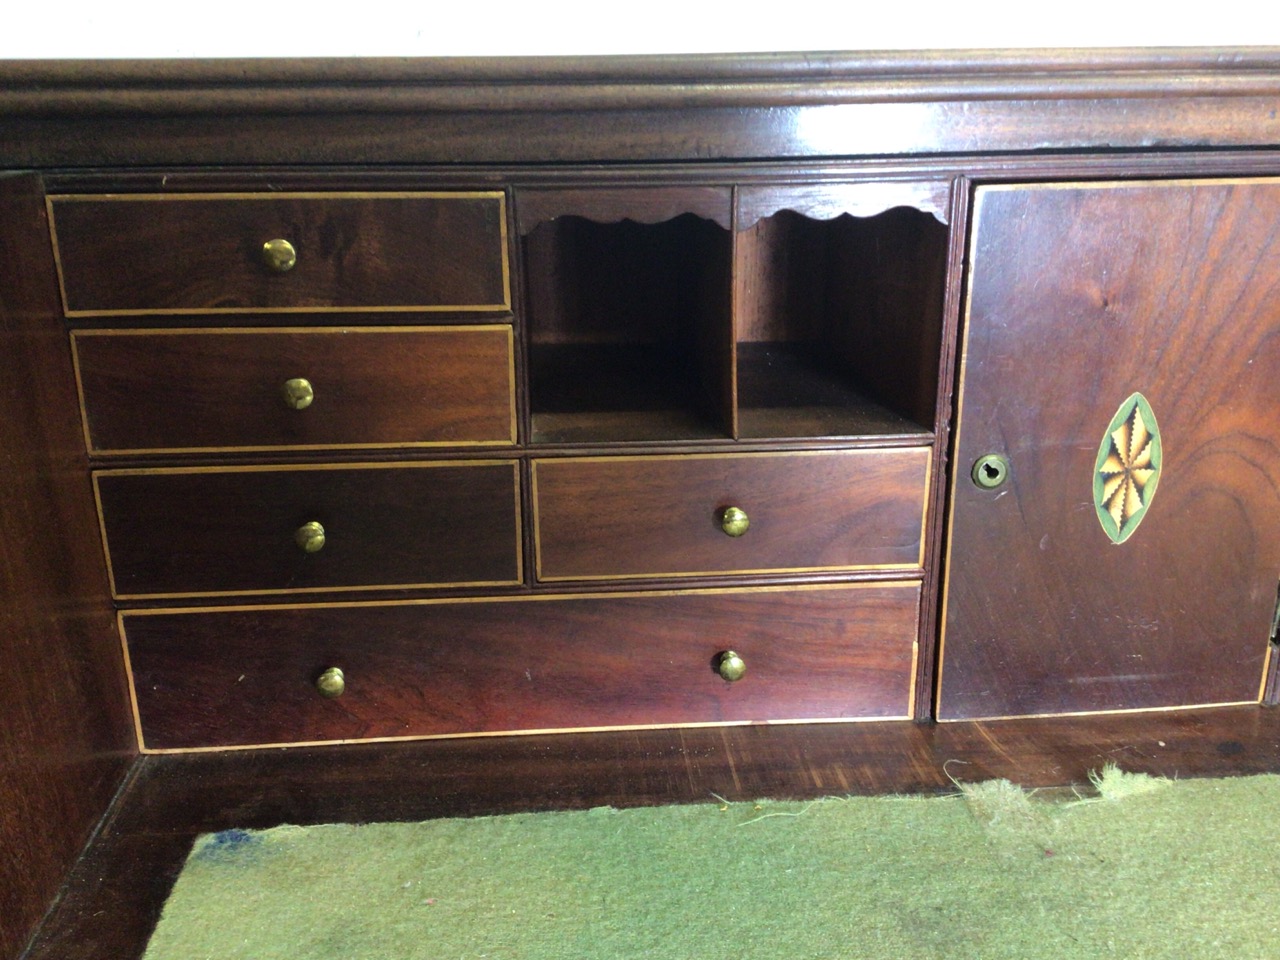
[71,326,516,455]
[47,192,510,315]
[532,449,931,581]
[94,460,523,600]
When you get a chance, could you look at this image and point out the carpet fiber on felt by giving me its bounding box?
[142,770,1280,959]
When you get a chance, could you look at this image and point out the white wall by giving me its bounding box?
[1,0,1277,58]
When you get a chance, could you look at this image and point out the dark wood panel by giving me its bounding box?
[74,326,515,454]
[8,53,1280,169]
[940,180,1280,719]
[97,462,521,599]
[514,185,733,232]
[123,583,920,749]
[0,174,135,960]
[736,180,952,229]
[534,449,929,580]
[49,193,509,315]
[24,705,1280,960]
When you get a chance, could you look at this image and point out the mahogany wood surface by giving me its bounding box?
[514,185,733,232]
[0,175,135,959]
[735,180,953,229]
[23,705,1280,960]
[532,449,929,580]
[73,326,516,454]
[6,53,1280,167]
[734,205,949,431]
[123,583,920,750]
[940,180,1280,720]
[97,461,522,598]
[49,193,508,315]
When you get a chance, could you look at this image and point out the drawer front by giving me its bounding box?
[533,449,930,581]
[73,326,516,454]
[123,582,921,750]
[96,461,522,599]
[49,192,509,316]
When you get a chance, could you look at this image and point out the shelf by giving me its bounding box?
[736,342,929,440]
[529,343,726,443]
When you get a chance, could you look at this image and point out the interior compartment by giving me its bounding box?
[734,206,949,439]
[523,213,733,443]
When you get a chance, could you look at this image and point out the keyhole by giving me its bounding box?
[971,454,1009,490]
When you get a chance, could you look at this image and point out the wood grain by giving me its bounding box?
[0,174,134,960]
[940,180,1280,719]
[122,584,920,749]
[74,326,516,453]
[534,449,929,580]
[736,180,952,229]
[49,193,509,315]
[7,53,1280,169]
[97,462,522,598]
[514,185,733,232]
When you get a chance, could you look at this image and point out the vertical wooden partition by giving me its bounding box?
[0,174,135,958]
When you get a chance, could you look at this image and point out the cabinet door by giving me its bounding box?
[939,179,1280,720]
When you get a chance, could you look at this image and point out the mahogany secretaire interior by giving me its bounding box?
[6,50,1280,959]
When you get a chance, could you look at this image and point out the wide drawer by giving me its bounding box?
[72,326,516,454]
[48,191,510,316]
[122,582,921,750]
[96,461,522,599]
[532,448,930,581]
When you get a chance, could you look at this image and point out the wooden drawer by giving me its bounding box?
[96,461,522,599]
[48,192,510,316]
[72,326,516,455]
[532,449,930,581]
[122,582,921,750]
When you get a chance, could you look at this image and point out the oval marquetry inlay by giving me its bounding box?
[1093,392,1162,545]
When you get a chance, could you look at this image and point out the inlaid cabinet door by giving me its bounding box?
[938,179,1280,720]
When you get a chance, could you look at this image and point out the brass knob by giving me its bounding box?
[717,650,747,682]
[295,521,326,553]
[720,506,750,537]
[315,666,345,698]
[261,238,297,273]
[282,377,314,410]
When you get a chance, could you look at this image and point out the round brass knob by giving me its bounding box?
[282,377,314,410]
[717,650,747,682]
[261,238,297,273]
[720,506,750,537]
[315,666,345,698]
[295,521,326,553]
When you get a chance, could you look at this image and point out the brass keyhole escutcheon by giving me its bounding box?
[971,454,1009,490]
[261,238,297,273]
